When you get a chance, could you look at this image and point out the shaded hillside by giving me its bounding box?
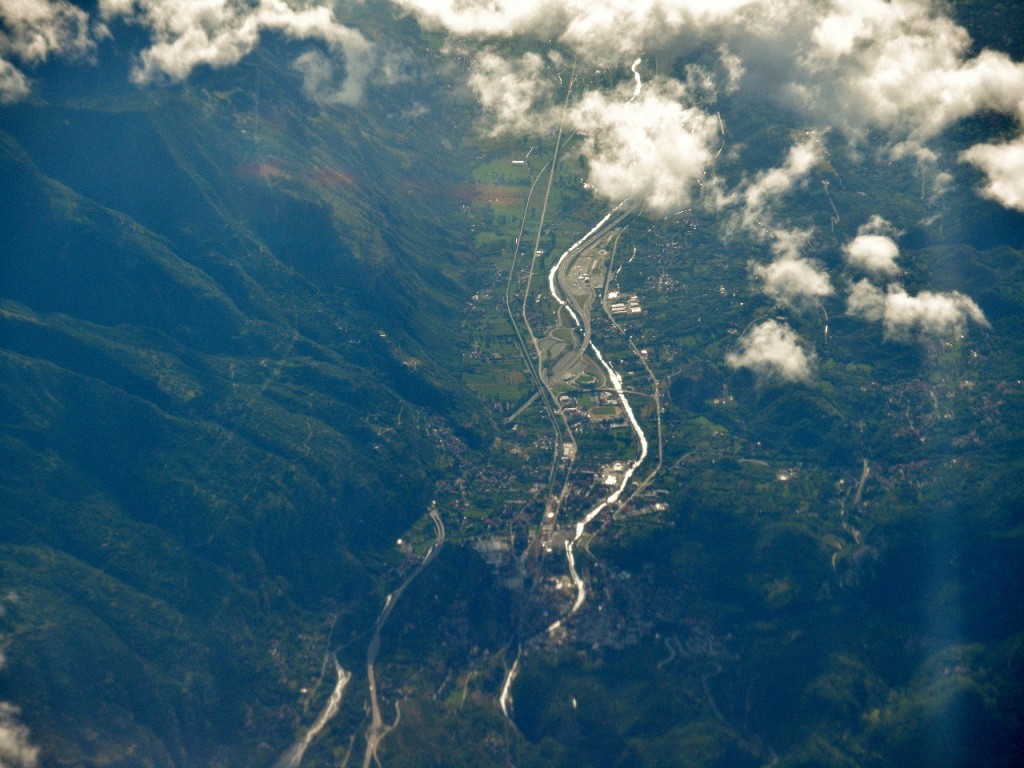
[0,40,484,766]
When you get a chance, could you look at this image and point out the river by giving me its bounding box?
[545,210,650,631]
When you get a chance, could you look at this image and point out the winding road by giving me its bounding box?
[545,211,651,629]
[362,505,446,768]
[494,57,664,721]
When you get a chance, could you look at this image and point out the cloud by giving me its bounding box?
[399,0,1020,141]
[464,48,725,212]
[393,0,767,62]
[568,78,720,213]
[844,217,901,277]
[64,0,1022,214]
[768,227,810,259]
[717,45,744,93]
[0,703,39,768]
[374,49,417,87]
[291,37,374,107]
[0,59,30,103]
[753,255,832,310]
[468,50,556,136]
[856,214,899,237]
[845,234,900,277]
[846,279,989,339]
[794,0,1024,148]
[0,0,95,65]
[960,135,1024,213]
[728,135,822,233]
[99,0,374,105]
[399,0,1024,214]
[0,0,98,101]
[726,319,815,383]
[0,0,378,106]
[389,0,564,40]
[711,139,822,252]
[785,0,1024,208]
[5,0,1024,211]
[845,279,887,323]
[558,0,765,62]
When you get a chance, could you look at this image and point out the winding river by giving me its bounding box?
[545,212,650,630]
[273,656,352,768]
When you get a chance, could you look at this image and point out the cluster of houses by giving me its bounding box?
[606,290,642,315]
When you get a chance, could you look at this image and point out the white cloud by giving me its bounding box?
[788,0,1024,207]
[846,278,887,323]
[393,0,767,61]
[730,136,822,233]
[845,234,900,277]
[0,0,98,101]
[291,37,374,107]
[403,0,1024,210]
[558,0,763,61]
[5,0,1024,215]
[0,0,380,106]
[0,703,39,768]
[717,45,744,93]
[395,0,1020,142]
[753,255,832,310]
[388,0,564,40]
[960,135,1024,213]
[846,279,989,339]
[374,49,417,87]
[768,227,810,260]
[468,50,556,136]
[99,0,374,105]
[726,319,815,383]
[795,0,1024,146]
[0,0,95,65]
[883,286,989,338]
[3,0,1022,225]
[463,48,724,211]
[568,78,720,213]
[712,139,822,249]
[398,0,1024,215]
[0,59,30,103]
[844,218,901,277]
[857,214,899,238]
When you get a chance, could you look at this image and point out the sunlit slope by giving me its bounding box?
[0,49,482,765]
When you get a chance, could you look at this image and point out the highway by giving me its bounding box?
[497,59,663,721]
[507,191,657,632]
[503,62,579,509]
[546,201,641,387]
[362,505,446,768]
[599,242,665,505]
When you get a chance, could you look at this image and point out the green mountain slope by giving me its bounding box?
[2,4,1024,767]
[0,43,487,765]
